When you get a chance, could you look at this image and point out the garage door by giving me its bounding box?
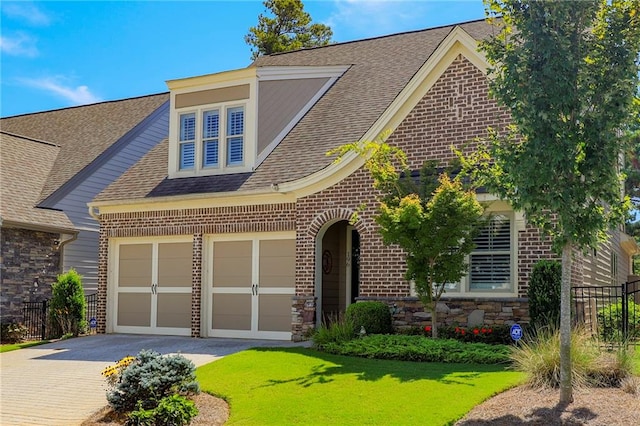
[206,233,294,340]
[112,238,193,336]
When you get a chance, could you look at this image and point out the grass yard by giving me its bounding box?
[197,347,524,425]
[0,340,49,353]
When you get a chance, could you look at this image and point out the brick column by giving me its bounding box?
[191,233,203,337]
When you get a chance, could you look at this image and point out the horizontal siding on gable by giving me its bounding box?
[63,230,99,292]
[53,106,169,290]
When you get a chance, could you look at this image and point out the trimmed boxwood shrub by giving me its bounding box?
[345,301,393,335]
[528,260,561,331]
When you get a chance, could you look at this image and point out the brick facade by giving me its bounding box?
[96,55,561,339]
[0,227,61,323]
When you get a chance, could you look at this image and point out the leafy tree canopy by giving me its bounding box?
[330,138,485,338]
[245,0,333,59]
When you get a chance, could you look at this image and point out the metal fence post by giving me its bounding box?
[41,300,47,341]
[621,282,628,342]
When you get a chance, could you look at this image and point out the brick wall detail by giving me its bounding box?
[191,233,203,337]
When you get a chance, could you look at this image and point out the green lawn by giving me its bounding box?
[197,347,524,425]
[0,340,49,353]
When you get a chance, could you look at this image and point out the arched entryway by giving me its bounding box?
[315,220,360,324]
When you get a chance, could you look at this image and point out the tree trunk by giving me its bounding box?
[559,242,574,404]
[432,305,438,339]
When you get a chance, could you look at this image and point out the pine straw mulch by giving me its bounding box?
[81,393,229,426]
[456,385,640,426]
[84,385,640,426]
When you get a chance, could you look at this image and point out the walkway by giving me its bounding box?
[0,334,306,425]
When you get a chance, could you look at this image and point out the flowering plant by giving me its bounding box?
[102,355,136,387]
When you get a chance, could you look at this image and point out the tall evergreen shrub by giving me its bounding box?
[528,260,562,331]
[49,269,86,337]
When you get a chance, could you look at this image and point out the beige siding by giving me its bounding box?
[175,84,250,109]
[257,78,329,154]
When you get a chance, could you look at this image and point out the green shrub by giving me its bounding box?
[312,314,356,348]
[528,260,561,331]
[127,394,198,426]
[510,327,635,388]
[49,269,86,337]
[320,334,511,364]
[345,301,393,335]
[597,298,640,342]
[0,322,27,343]
[107,350,199,413]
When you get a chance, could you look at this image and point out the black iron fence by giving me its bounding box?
[21,293,98,341]
[571,279,640,344]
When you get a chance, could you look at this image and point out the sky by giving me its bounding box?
[0,1,487,118]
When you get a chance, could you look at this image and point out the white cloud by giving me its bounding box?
[20,77,102,105]
[327,0,431,39]
[0,33,38,57]
[2,2,51,26]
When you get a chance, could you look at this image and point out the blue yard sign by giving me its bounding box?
[510,323,523,341]
[89,317,97,328]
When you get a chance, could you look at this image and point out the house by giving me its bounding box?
[88,19,638,341]
[0,94,169,322]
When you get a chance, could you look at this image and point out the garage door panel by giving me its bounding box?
[213,241,252,287]
[118,244,152,287]
[158,243,192,288]
[258,295,292,332]
[157,294,191,328]
[212,294,251,330]
[118,293,151,327]
[259,240,295,288]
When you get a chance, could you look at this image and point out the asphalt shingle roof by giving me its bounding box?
[95,19,495,203]
[1,93,169,203]
[0,132,75,231]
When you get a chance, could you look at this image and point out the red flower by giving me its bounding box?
[424,326,432,332]
[461,329,466,335]
[473,328,480,335]
[455,327,460,333]
[488,328,492,333]
[481,328,487,334]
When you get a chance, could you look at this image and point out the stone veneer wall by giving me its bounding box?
[0,227,61,322]
[358,297,530,331]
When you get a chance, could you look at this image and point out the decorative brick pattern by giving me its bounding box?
[0,228,61,322]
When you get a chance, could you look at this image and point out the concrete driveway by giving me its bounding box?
[0,334,307,425]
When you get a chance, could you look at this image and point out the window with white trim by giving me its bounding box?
[177,104,245,172]
[443,213,515,295]
[469,214,511,291]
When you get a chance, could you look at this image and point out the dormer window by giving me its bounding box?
[177,105,246,172]
[167,65,349,179]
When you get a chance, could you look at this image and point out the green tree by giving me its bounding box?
[245,0,333,60]
[331,138,484,338]
[470,0,640,403]
[49,269,86,337]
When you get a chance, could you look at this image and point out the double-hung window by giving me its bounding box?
[441,213,514,295]
[178,105,245,172]
[469,214,511,291]
[179,113,196,170]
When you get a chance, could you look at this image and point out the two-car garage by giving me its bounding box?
[109,232,295,340]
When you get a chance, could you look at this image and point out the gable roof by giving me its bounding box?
[1,93,169,205]
[0,132,75,232]
[94,19,495,204]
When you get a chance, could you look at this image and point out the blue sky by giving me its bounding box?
[1,1,487,117]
